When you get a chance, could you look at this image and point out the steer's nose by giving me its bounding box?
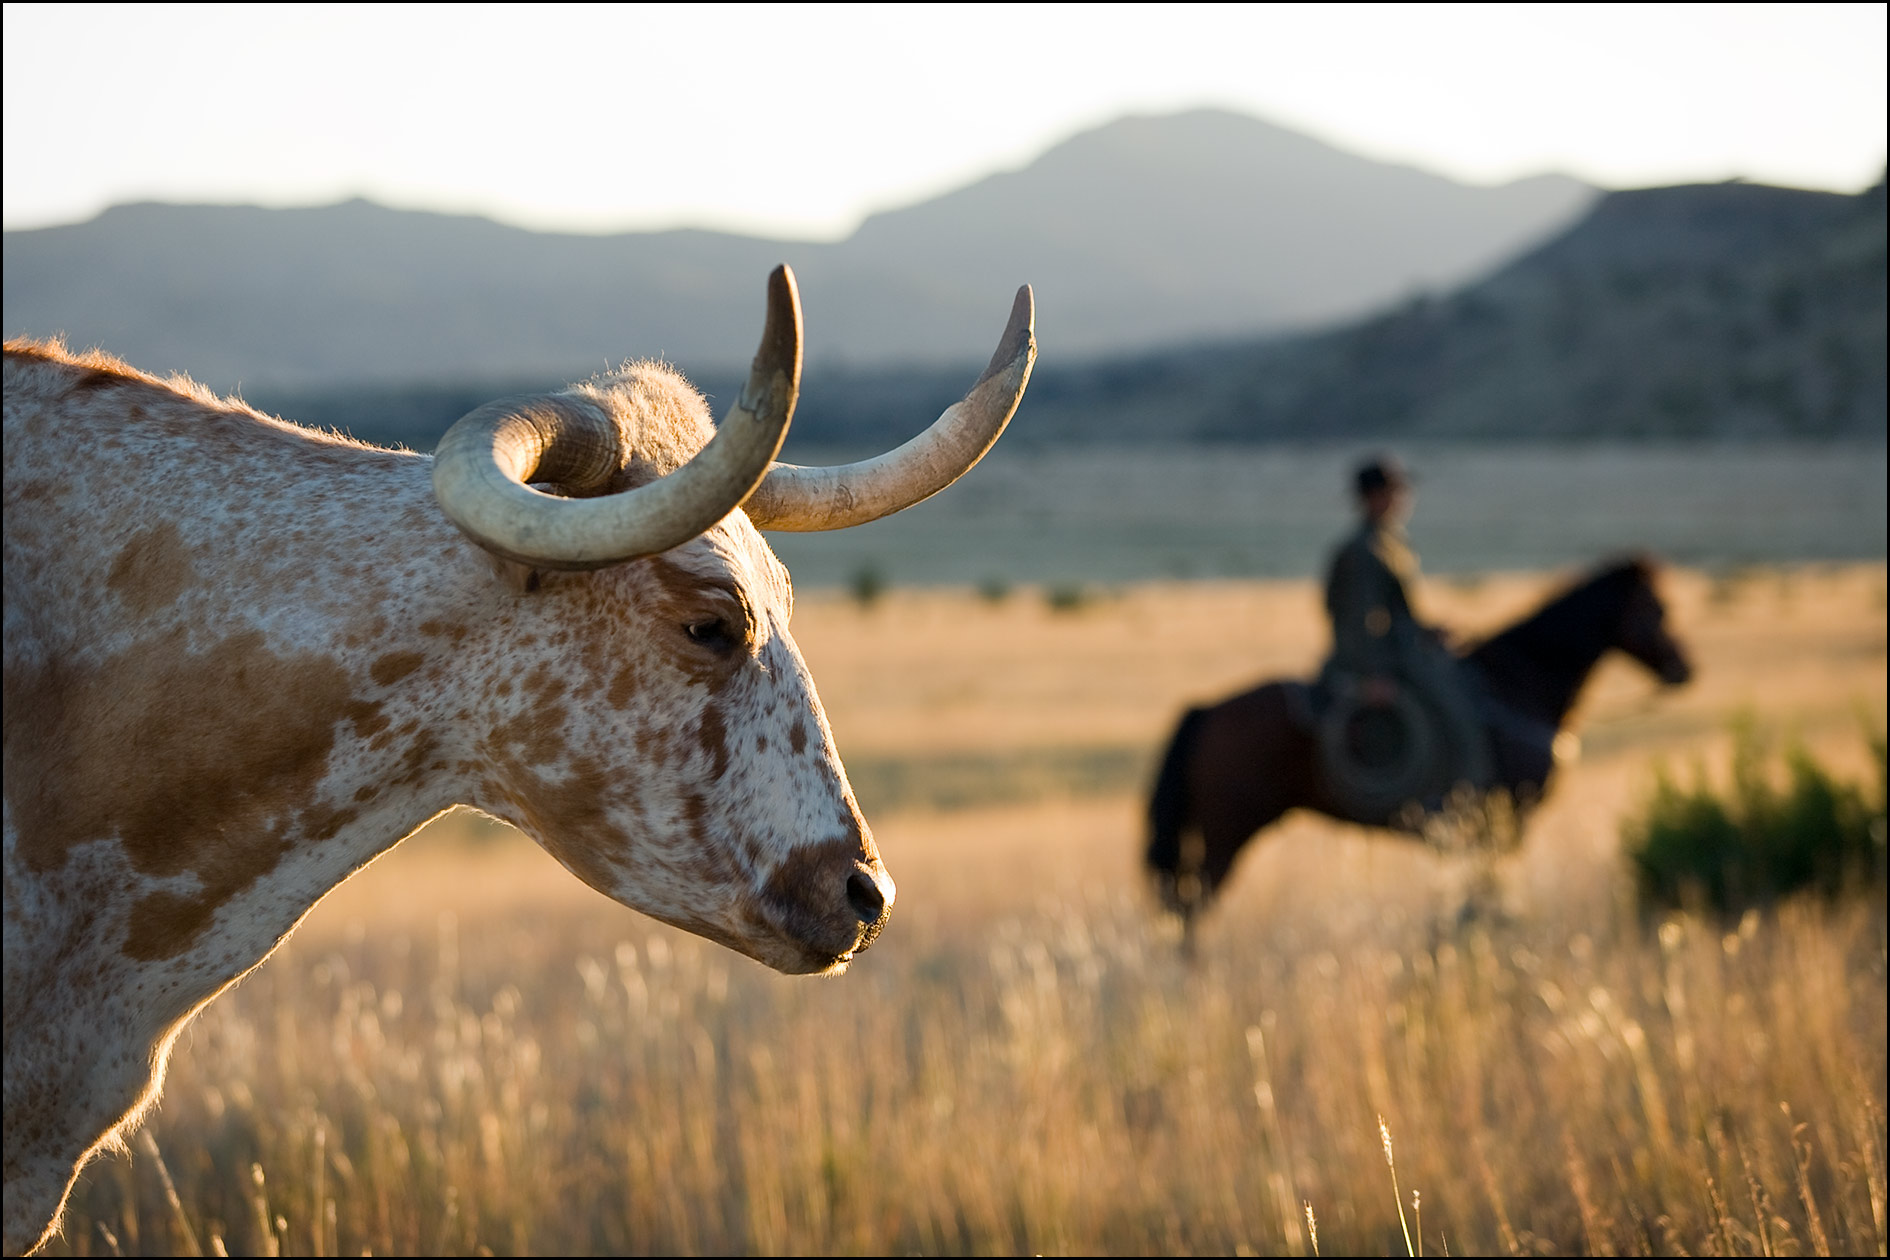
[847,861,893,925]
[759,839,896,969]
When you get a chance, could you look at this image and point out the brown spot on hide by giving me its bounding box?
[697,702,730,780]
[522,662,568,705]
[67,369,125,395]
[301,803,358,844]
[681,791,713,847]
[503,754,628,894]
[395,730,441,786]
[679,791,739,884]
[419,620,470,643]
[789,719,807,755]
[350,705,391,739]
[486,701,569,769]
[4,630,368,960]
[126,892,215,959]
[105,522,197,616]
[370,651,425,687]
[607,664,639,710]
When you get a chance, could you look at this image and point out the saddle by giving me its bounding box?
[1314,682,1451,821]
[1294,670,1560,822]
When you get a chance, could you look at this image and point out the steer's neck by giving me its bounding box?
[21,445,490,1045]
[152,502,493,1024]
[118,633,474,1047]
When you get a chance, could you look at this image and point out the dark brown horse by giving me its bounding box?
[1146,557,1693,928]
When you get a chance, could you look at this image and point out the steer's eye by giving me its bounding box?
[684,617,738,653]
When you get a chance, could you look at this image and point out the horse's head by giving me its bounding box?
[1611,555,1693,686]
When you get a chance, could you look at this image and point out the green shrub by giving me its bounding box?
[850,562,887,608]
[1625,716,1886,915]
[1044,582,1091,613]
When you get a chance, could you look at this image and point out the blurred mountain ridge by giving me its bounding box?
[1011,175,1887,443]
[3,108,1595,390]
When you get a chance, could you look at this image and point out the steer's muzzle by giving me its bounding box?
[757,837,896,974]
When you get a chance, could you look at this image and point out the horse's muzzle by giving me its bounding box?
[1659,652,1694,686]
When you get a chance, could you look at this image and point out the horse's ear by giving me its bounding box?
[1609,551,1659,583]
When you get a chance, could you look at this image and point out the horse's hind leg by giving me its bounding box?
[1167,684,1309,939]
[1194,797,1290,916]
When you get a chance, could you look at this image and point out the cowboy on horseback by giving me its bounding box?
[1316,456,1494,812]
[1148,543,1690,923]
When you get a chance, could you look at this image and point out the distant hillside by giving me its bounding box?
[833,109,1594,357]
[2,109,1592,390]
[214,179,1887,454]
[1012,178,1888,442]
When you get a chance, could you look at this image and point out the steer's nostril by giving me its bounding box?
[846,868,885,924]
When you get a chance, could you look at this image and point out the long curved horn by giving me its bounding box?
[741,285,1034,531]
[432,266,803,570]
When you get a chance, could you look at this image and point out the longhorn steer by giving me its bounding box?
[2,266,1035,1255]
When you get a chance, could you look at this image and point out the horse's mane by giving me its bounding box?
[1466,555,1648,657]
[1459,555,1655,717]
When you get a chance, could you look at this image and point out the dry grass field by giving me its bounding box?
[44,562,1887,1256]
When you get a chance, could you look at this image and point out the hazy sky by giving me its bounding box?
[5,3,1885,238]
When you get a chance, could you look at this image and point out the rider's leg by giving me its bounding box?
[1411,652,1495,791]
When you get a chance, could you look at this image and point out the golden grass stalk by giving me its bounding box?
[133,1131,201,1258]
[246,1163,279,1259]
[1382,1115,1414,1258]
[1790,1114,1834,1258]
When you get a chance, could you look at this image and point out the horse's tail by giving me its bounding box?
[1146,705,1208,880]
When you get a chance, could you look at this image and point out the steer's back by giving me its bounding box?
[6,340,436,656]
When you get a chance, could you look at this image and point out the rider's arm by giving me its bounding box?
[1327,545,1400,676]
